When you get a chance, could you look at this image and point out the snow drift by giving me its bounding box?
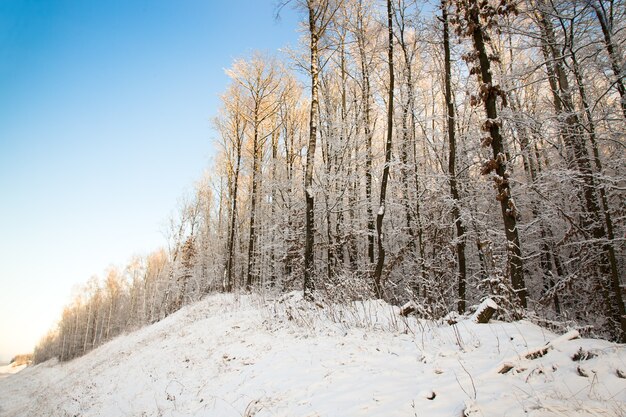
[0,292,624,416]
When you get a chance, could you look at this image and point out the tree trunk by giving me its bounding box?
[442,1,467,313]
[246,119,261,290]
[396,4,416,252]
[304,1,320,299]
[590,1,626,119]
[467,1,526,308]
[356,3,375,266]
[270,126,279,287]
[225,138,242,292]
[373,0,395,298]
[83,302,92,354]
[538,5,625,340]
[336,30,348,270]
[568,22,626,342]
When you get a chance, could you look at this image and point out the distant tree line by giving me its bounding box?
[34,0,625,363]
[9,354,32,366]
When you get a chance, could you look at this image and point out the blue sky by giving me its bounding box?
[0,0,301,362]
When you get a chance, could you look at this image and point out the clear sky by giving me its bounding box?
[0,0,300,363]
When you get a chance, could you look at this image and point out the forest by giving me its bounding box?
[33,0,625,363]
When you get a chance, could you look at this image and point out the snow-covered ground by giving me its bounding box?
[0,292,624,416]
[0,363,27,381]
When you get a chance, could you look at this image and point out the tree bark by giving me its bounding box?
[442,1,468,313]
[568,19,626,342]
[589,0,626,119]
[246,114,261,290]
[465,0,526,308]
[373,0,395,298]
[225,126,243,292]
[355,1,375,266]
[304,0,320,299]
[537,4,625,340]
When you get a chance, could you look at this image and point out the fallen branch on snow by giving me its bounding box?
[497,330,580,374]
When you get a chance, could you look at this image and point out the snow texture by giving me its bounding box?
[0,363,27,380]
[0,293,624,417]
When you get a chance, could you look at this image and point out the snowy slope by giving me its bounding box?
[0,292,624,417]
[0,363,27,381]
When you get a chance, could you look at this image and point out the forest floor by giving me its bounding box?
[0,292,624,416]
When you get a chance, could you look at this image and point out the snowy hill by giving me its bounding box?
[0,293,624,416]
[0,363,28,381]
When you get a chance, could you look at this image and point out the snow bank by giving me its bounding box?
[0,293,624,417]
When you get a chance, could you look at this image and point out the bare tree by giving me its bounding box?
[215,84,248,292]
[226,54,286,290]
[452,0,527,308]
[372,0,395,298]
[303,0,343,298]
[441,0,467,313]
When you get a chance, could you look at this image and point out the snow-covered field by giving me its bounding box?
[0,292,624,416]
[0,363,27,381]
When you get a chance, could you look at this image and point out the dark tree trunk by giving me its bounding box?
[395,1,427,293]
[568,20,626,342]
[356,3,375,266]
[590,1,626,119]
[442,1,467,313]
[465,0,526,308]
[537,5,625,340]
[373,0,395,298]
[395,3,416,251]
[336,32,348,270]
[246,116,262,290]
[225,138,242,292]
[270,127,279,287]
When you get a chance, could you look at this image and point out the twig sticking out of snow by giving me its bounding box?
[571,347,597,362]
[576,366,589,378]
